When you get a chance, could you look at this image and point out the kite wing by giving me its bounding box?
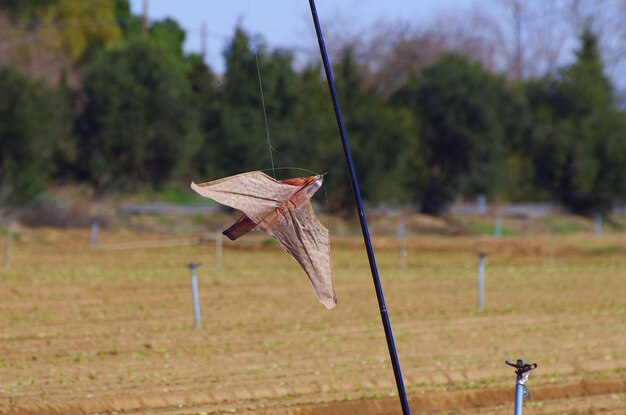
[256,176,336,309]
[191,171,336,309]
[191,171,300,223]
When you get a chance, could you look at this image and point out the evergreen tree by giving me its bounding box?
[288,63,350,212]
[393,54,529,213]
[187,55,220,178]
[0,66,72,207]
[527,29,626,214]
[114,0,142,40]
[115,1,185,62]
[77,40,198,191]
[314,48,418,211]
[149,18,186,62]
[216,28,301,177]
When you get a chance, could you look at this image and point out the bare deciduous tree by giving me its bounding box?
[313,0,625,97]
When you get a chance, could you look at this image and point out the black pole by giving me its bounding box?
[307,1,411,414]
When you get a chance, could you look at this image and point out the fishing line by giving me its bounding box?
[259,166,321,176]
[247,0,276,179]
[255,49,276,179]
[247,1,330,229]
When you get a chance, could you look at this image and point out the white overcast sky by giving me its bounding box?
[129,0,474,73]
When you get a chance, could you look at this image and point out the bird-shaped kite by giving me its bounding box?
[191,171,336,309]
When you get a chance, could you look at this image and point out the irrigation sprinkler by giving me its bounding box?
[90,222,99,246]
[477,253,487,311]
[506,359,538,415]
[187,262,202,328]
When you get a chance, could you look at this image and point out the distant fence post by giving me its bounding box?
[90,222,99,246]
[187,262,202,328]
[477,253,487,311]
[4,221,13,268]
[594,213,602,236]
[477,194,487,216]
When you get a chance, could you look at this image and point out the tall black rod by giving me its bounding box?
[307,1,411,414]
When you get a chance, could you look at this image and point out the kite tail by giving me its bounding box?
[223,214,258,240]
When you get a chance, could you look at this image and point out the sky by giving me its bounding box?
[129,0,473,73]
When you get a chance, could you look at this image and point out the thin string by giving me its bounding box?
[246,1,328,223]
[247,0,276,179]
[259,166,321,176]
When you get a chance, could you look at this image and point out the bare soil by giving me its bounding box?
[1,226,624,414]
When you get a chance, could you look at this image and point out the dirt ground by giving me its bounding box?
[0,225,625,414]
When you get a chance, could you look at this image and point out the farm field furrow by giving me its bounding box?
[1,228,625,414]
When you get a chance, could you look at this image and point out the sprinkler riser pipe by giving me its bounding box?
[478,258,485,310]
[514,378,524,415]
[90,222,99,246]
[190,269,201,328]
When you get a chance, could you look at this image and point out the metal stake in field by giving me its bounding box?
[308,1,411,413]
[493,216,503,238]
[187,262,202,328]
[594,213,602,236]
[506,359,537,415]
[90,222,99,246]
[477,253,487,311]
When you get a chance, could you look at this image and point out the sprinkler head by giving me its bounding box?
[187,262,202,270]
[505,359,538,375]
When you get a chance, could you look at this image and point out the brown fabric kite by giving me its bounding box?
[191,171,336,309]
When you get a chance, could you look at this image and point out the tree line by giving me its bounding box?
[0,0,625,215]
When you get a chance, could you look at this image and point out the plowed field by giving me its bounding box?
[1,226,625,414]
